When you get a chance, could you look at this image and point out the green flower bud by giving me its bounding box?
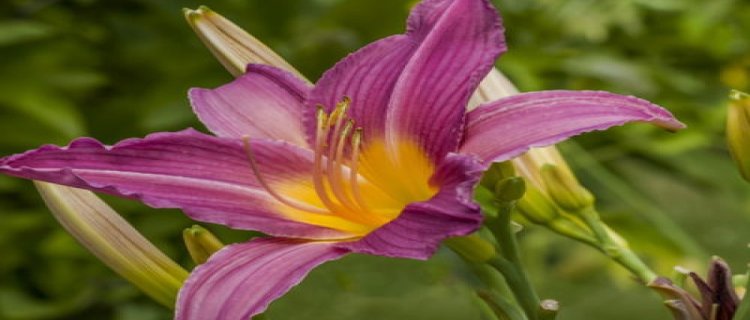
[479,161,516,190]
[444,234,497,263]
[493,176,526,203]
[727,90,750,182]
[183,225,225,265]
[35,182,188,308]
[516,183,560,225]
[540,164,594,212]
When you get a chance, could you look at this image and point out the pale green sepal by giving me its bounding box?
[727,90,750,182]
[34,182,188,308]
[183,225,225,265]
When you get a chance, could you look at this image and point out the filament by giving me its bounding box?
[241,136,327,214]
[311,106,343,212]
[348,128,372,213]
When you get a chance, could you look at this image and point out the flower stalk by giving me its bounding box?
[485,177,542,320]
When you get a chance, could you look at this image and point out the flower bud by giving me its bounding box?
[493,176,526,203]
[34,182,188,308]
[183,225,225,265]
[183,6,303,79]
[516,183,560,225]
[540,164,594,212]
[727,90,750,182]
[444,234,497,263]
[479,161,516,190]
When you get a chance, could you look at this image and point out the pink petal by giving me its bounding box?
[385,0,506,160]
[460,90,686,163]
[189,64,311,146]
[175,238,347,320]
[0,129,349,239]
[307,0,505,159]
[336,153,484,259]
[305,35,414,148]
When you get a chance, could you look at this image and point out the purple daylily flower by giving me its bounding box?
[0,0,684,318]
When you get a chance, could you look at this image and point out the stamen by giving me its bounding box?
[241,136,327,214]
[327,120,359,212]
[312,109,342,212]
[348,128,372,213]
[328,97,351,126]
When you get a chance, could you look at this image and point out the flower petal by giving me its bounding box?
[189,64,311,146]
[460,90,686,163]
[385,0,505,160]
[305,35,412,148]
[336,153,484,259]
[175,238,347,320]
[307,0,505,159]
[0,129,349,239]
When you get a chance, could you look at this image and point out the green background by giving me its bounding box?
[0,0,748,319]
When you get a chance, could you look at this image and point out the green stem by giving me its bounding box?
[733,270,750,320]
[488,257,539,320]
[469,263,517,300]
[486,204,541,320]
[559,142,705,258]
[578,207,658,283]
[477,289,528,320]
[448,245,526,319]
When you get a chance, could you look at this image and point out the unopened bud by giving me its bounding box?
[727,90,750,182]
[479,161,516,190]
[34,182,188,308]
[516,183,560,224]
[493,176,526,203]
[183,225,225,265]
[444,234,497,263]
[540,164,594,212]
[183,6,303,79]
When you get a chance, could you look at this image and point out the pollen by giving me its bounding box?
[243,98,438,237]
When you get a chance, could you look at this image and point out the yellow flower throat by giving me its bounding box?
[243,98,438,237]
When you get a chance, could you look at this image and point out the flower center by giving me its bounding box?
[243,98,438,237]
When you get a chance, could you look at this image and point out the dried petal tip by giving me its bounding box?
[183,225,225,265]
[726,90,750,182]
[183,5,301,79]
[539,299,560,318]
[34,182,188,308]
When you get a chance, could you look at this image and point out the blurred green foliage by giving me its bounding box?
[0,0,748,319]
